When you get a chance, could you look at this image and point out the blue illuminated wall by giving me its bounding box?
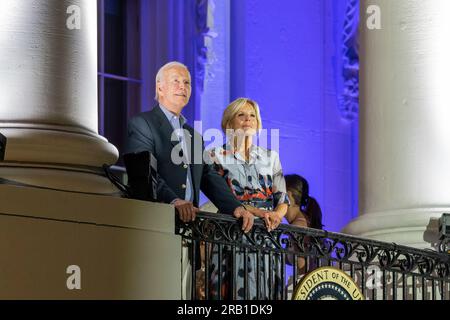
[200,0,358,232]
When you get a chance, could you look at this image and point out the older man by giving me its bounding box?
[126,61,253,232]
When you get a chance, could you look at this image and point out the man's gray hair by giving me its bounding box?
[154,61,191,101]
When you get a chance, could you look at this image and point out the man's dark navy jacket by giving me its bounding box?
[125,105,242,214]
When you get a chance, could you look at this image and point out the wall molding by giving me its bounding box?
[339,0,359,121]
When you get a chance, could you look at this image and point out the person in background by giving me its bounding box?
[284,174,324,274]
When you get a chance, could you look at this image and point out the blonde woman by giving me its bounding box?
[207,97,289,300]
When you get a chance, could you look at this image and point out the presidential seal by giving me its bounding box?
[293,267,364,300]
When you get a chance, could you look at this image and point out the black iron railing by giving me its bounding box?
[176,211,450,300]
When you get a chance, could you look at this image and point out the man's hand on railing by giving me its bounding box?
[233,206,254,233]
[173,199,200,222]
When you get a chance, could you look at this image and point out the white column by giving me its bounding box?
[343,0,450,248]
[0,0,119,194]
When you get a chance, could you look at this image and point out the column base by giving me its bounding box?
[341,208,449,249]
[0,126,121,194]
[0,126,118,167]
[0,165,121,195]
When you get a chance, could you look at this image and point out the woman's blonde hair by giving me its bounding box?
[221,97,262,133]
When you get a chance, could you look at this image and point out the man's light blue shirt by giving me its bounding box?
[159,104,193,202]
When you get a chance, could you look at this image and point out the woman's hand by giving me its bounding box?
[268,211,284,231]
[252,209,282,232]
[233,206,254,233]
[243,205,271,231]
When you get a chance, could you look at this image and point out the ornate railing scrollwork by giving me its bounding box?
[176,211,450,280]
